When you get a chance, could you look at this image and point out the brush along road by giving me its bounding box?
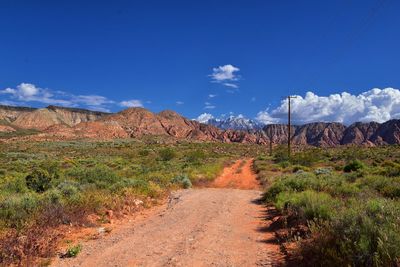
[52,159,283,267]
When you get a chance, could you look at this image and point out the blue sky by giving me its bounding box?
[1,0,400,124]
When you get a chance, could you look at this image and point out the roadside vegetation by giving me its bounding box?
[0,139,262,265]
[254,145,400,266]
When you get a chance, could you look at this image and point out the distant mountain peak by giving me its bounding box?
[198,114,264,131]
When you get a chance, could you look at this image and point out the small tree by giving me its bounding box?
[25,168,53,193]
[343,160,364,173]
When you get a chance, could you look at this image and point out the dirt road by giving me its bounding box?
[53,159,283,267]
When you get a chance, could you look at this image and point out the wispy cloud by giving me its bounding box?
[256,88,400,125]
[204,101,216,109]
[208,94,217,98]
[119,99,143,108]
[209,64,240,88]
[223,83,238,89]
[176,101,184,105]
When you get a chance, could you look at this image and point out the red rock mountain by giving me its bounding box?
[1,104,400,147]
[0,105,108,132]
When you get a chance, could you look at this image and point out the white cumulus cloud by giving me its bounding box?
[196,113,214,123]
[256,88,400,125]
[0,82,123,111]
[210,64,240,88]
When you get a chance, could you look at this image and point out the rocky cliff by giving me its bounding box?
[0,105,108,131]
[2,104,400,147]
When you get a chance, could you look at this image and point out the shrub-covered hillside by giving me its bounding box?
[0,139,263,265]
[254,145,400,266]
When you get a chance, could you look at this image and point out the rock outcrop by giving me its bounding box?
[292,122,346,147]
[2,104,400,147]
[342,122,380,145]
[0,105,108,130]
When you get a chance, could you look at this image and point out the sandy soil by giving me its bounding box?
[52,159,283,267]
[212,158,260,190]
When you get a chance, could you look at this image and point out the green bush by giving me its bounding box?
[158,148,176,161]
[303,198,400,266]
[110,178,150,193]
[292,165,310,173]
[290,149,322,167]
[264,173,321,202]
[68,166,120,189]
[1,175,29,194]
[64,244,82,258]
[273,146,289,163]
[0,193,39,229]
[278,161,290,168]
[314,167,332,175]
[25,169,53,193]
[379,160,400,177]
[359,175,400,198]
[343,160,364,173]
[57,181,80,198]
[171,175,192,189]
[138,149,150,156]
[184,150,205,164]
[275,190,339,221]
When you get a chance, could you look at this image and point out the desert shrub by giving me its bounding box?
[290,149,322,167]
[42,189,63,206]
[275,190,339,221]
[184,150,206,164]
[158,148,176,161]
[257,154,268,161]
[188,162,224,182]
[110,178,150,193]
[329,183,360,197]
[0,223,60,265]
[344,172,361,183]
[171,175,192,189]
[25,169,53,193]
[1,175,29,194]
[253,160,268,173]
[292,165,310,173]
[278,161,290,168]
[343,160,365,173]
[273,146,289,163]
[379,160,400,177]
[67,166,120,189]
[63,244,82,258]
[264,173,321,202]
[340,146,371,161]
[57,181,80,198]
[0,193,39,229]
[138,149,150,156]
[39,161,61,180]
[302,198,400,266]
[314,167,332,175]
[359,175,400,198]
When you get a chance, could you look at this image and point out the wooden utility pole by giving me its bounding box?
[287,96,297,158]
[269,126,273,156]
